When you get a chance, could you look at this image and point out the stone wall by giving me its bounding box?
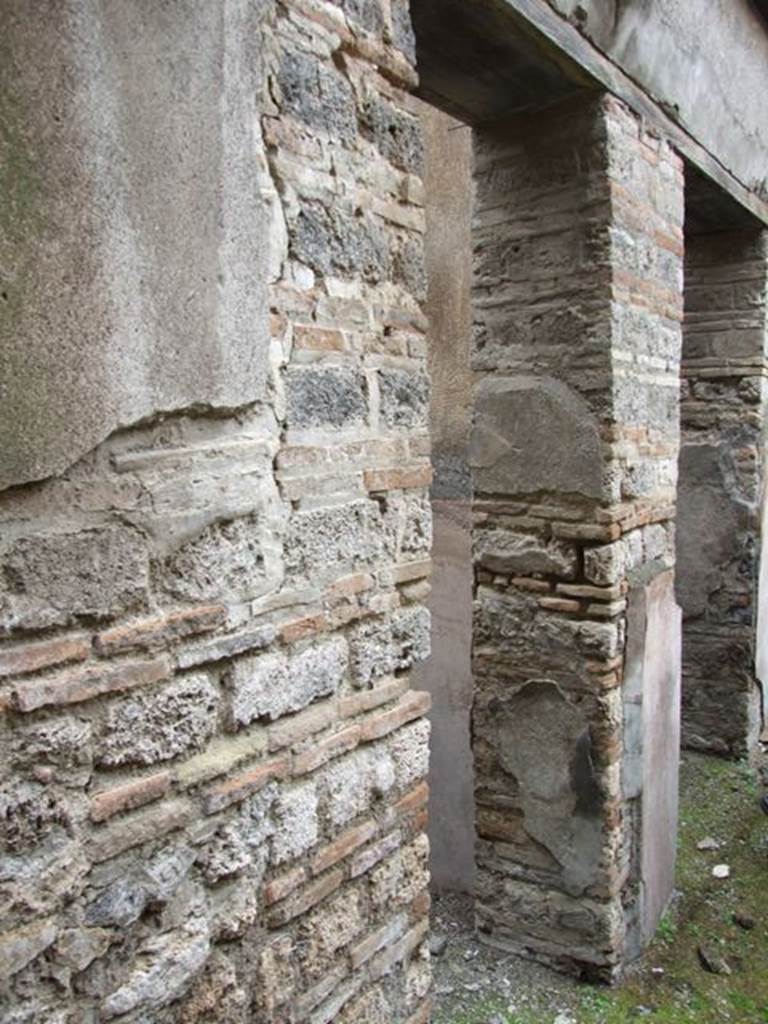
[678,228,768,757]
[470,94,684,979]
[0,2,433,1021]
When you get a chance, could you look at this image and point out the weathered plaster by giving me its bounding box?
[0,0,271,490]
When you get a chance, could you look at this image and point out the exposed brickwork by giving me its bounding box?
[678,228,768,757]
[470,94,684,979]
[0,1,431,1019]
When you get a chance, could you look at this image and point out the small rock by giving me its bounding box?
[488,1016,505,1024]
[651,966,665,976]
[429,933,448,957]
[712,864,730,879]
[696,836,719,851]
[464,982,481,993]
[733,912,755,931]
[630,1008,654,1017]
[463,947,479,961]
[697,944,732,976]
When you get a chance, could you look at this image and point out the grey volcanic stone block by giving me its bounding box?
[378,369,429,429]
[334,0,384,33]
[97,673,219,767]
[278,52,356,145]
[291,201,391,283]
[286,367,367,429]
[470,376,603,500]
[1,526,148,630]
[361,96,423,173]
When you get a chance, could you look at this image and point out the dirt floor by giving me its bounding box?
[431,751,768,1024]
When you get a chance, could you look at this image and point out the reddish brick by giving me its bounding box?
[94,604,225,656]
[350,913,407,969]
[266,869,344,928]
[389,560,431,584]
[89,772,172,823]
[363,465,432,492]
[410,888,431,920]
[293,325,347,352]
[339,678,406,719]
[279,612,328,645]
[293,725,361,776]
[13,656,171,712]
[203,756,289,814]
[370,918,429,979]
[268,702,335,752]
[325,572,375,601]
[0,634,90,679]
[392,782,429,820]
[263,866,307,906]
[349,830,402,878]
[405,998,432,1024]
[359,690,431,742]
[311,820,376,875]
[87,800,192,863]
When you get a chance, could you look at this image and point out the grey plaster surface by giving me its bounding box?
[547,0,768,199]
[0,0,271,490]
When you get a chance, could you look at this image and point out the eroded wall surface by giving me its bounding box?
[677,229,768,757]
[470,95,684,978]
[0,3,433,1021]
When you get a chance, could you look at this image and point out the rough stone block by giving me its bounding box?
[362,95,423,173]
[101,923,210,1019]
[300,889,363,977]
[286,366,367,429]
[470,376,603,499]
[229,653,288,728]
[388,718,430,789]
[97,673,219,767]
[159,514,267,603]
[0,918,58,982]
[278,52,356,145]
[291,201,391,283]
[475,529,577,578]
[1,527,148,630]
[271,782,319,864]
[349,608,430,686]
[285,500,385,580]
[378,368,429,429]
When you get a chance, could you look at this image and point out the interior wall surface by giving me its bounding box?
[542,0,768,201]
[677,228,768,757]
[0,3,434,1022]
[469,93,684,979]
[412,103,476,894]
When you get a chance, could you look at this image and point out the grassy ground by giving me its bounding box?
[432,751,768,1024]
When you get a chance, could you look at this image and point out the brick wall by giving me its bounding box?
[678,228,768,757]
[470,94,684,978]
[0,2,432,1021]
